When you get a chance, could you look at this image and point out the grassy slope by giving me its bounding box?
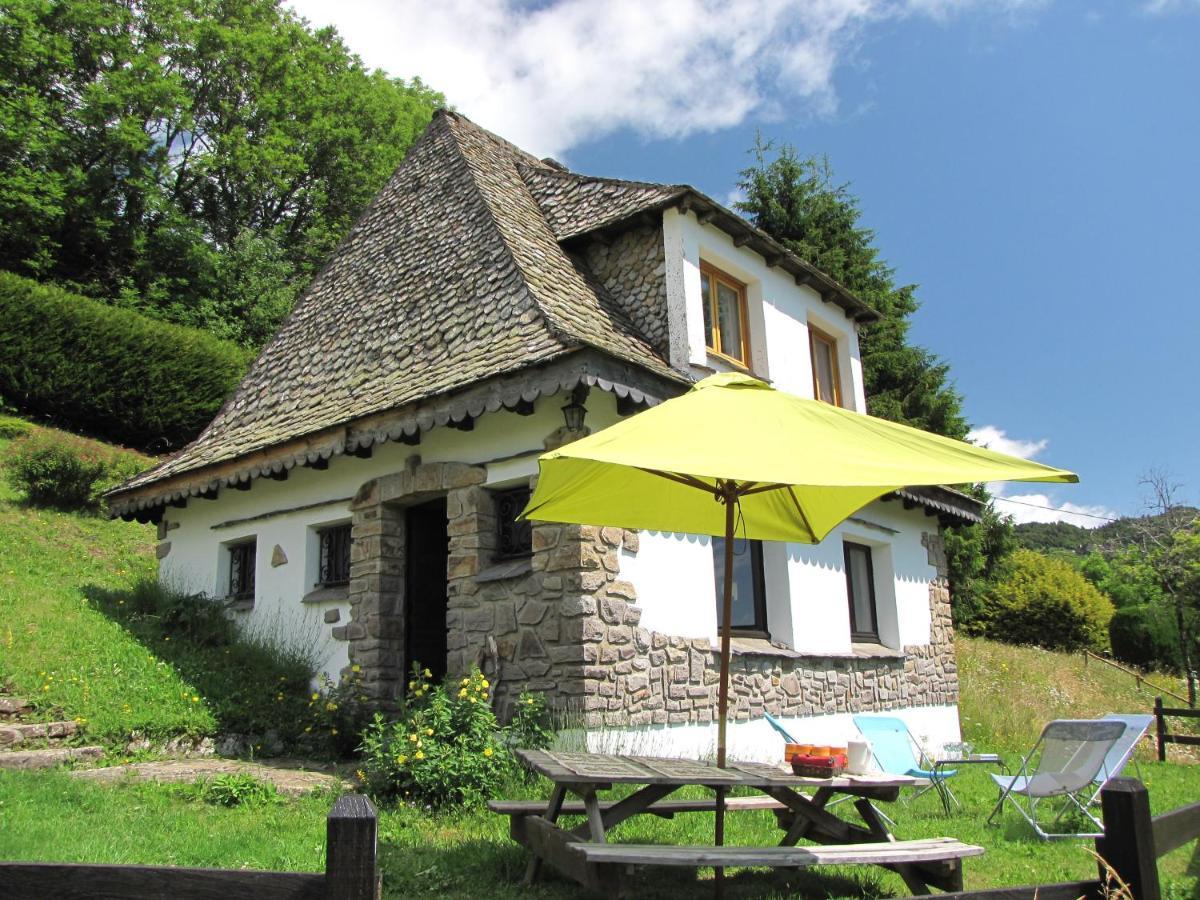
[0,431,216,741]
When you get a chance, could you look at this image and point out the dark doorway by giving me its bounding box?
[404,497,450,683]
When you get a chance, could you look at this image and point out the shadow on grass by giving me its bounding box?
[81,578,342,754]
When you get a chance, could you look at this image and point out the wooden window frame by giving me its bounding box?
[700,261,751,367]
[227,539,256,602]
[712,537,769,638]
[317,523,352,588]
[809,325,843,407]
[844,541,879,643]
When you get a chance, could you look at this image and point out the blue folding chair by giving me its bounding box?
[853,714,958,811]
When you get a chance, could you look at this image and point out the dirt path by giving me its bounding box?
[72,757,355,796]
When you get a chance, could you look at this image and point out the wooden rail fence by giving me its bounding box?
[1154,696,1200,761]
[930,778,1200,900]
[1,793,378,900]
[1081,650,1191,707]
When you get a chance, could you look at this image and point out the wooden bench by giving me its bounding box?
[488,794,786,820]
[572,837,983,897]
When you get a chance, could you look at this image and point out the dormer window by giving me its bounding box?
[700,263,749,365]
[809,325,842,406]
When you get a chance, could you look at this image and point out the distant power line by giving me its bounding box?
[993,495,1119,523]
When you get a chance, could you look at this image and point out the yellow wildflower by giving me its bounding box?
[409,733,418,742]
[351,664,361,673]
[481,678,489,688]
[326,701,337,712]
[458,688,467,698]
[396,754,408,765]
[483,747,494,758]
[461,678,469,686]
[423,668,432,678]
[425,728,434,736]
[414,750,425,760]
[312,693,320,701]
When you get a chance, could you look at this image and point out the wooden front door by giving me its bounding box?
[404,497,450,683]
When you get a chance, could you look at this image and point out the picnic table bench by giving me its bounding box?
[496,750,983,897]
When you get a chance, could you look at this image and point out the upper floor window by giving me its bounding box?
[318,523,352,587]
[844,541,879,642]
[493,487,533,560]
[713,537,767,637]
[228,539,256,601]
[809,325,842,406]
[700,263,749,365]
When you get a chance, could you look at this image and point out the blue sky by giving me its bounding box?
[289,0,1199,525]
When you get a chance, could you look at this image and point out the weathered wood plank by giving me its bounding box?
[0,862,325,900]
[489,795,785,817]
[923,880,1102,900]
[1095,778,1160,900]
[510,812,618,895]
[324,793,377,900]
[1152,798,1200,857]
[574,837,983,868]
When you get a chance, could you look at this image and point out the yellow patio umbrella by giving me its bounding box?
[521,372,1077,857]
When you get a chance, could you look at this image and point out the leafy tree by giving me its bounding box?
[971,549,1114,652]
[941,494,1015,629]
[736,143,966,438]
[0,0,442,346]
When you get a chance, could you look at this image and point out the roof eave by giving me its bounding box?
[105,349,688,522]
[560,188,880,325]
[883,485,984,527]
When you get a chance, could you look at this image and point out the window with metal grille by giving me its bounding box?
[318,523,352,587]
[493,487,532,560]
[228,540,256,601]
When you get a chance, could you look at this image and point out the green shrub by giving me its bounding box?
[0,272,253,451]
[1109,604,1184,672]
[3,429,152,512]
[972,549,1114,652]
[190,773,281,807]
[357,667,551,808]
[0,413,31,440]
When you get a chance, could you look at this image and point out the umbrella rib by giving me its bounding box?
[637,468,720,496]
[738,482,788,497]
[784,485,816,538]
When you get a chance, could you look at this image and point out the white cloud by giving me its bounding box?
[966,424,1047,460]
[286,0,1045,158]
[967,424,1116,527]
[991,492,1118,529]
[1143,0,1200,13]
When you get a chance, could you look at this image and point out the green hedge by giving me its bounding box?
[0,272,253,451]
[1109,604,1184,673]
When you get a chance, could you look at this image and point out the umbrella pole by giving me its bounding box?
[714,483,737,897]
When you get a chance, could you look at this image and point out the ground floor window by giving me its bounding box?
[712,537,768,637]
[318,523,352,587]
[844,541,879,642]
[228,539,256,601]
[492,486,532,560]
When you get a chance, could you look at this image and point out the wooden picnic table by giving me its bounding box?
[495,749,982,897]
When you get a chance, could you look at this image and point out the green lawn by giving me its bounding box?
[2,757,1197,898]
[1,421,1197,897]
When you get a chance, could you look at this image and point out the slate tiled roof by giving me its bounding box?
[111,111,685,508]
[521,166,687,241]
[109,110,877,516]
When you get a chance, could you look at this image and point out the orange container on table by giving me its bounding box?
[784,743,815,762]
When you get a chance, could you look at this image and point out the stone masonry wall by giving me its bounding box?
[583,226,669,357]
[564,526,959,730]
[345,453,959,728]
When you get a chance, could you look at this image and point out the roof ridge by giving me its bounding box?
[441,114,581,349]
[518,161,688,195]
[438,108,552,171]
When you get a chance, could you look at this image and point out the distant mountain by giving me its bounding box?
[1014,506,1200,557]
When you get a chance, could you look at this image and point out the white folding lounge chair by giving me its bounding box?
[1086,713,1154,805]
[987,719,1128,840]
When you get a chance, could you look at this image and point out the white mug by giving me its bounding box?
[847,739,872,774]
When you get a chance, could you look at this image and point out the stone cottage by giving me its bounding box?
[108,110,981,760]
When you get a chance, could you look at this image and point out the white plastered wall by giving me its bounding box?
[662,206,867,412]
[620,500,937,655]
[158,392,628,682]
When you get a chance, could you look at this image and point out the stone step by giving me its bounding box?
[0,697,33,718]
[0,746,104,770]
[0,720,79,748]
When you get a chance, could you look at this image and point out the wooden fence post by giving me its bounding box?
[1095,778,1159,900]
[326,793,378,900]
[1154,697,1167,762]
